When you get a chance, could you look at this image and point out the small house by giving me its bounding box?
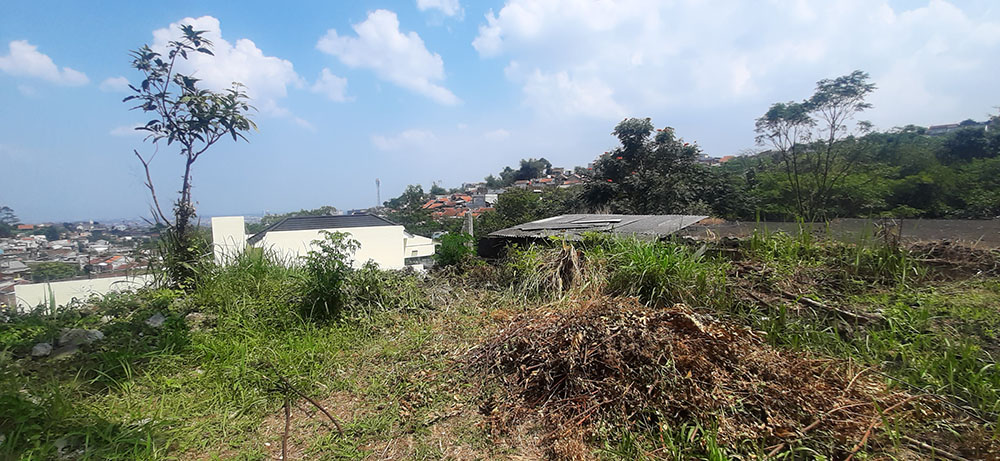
[212,214,435,270]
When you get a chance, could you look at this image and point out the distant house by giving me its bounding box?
[212,214,435,270]
[926,123,962,136]
[16,224,33,231]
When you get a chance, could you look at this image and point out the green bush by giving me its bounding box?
[344,262,429,318]
[434,233,475,267]
[301,231,359,321]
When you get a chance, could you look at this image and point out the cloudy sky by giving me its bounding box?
[1,0,999,222]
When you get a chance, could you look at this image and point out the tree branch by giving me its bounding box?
[133,149,172,226]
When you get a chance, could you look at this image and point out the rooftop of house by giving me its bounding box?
[247,214,397,245]
[489,214,709,240]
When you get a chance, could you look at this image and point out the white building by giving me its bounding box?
[211,215,436,270]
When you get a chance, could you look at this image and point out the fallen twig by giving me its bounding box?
[900,435,969,461]
[765,402,870,458]
[845,395,922,461]
[779,290,882,322]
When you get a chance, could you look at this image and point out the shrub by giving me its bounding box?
[344,262,429,318]
[434,233,475,267]
[301,231,359,321]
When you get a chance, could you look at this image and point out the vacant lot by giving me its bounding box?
[2,232,999,459]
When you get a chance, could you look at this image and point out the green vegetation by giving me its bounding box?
[1,232,998,458]
[433,232,475,267]
[476,187,577,237]
[0,205,17,238]
[28,262,81,282]
[125,24,256,289]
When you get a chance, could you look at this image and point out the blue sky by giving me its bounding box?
[2,0,999,222]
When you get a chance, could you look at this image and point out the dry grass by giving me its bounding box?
[468,297,994,460]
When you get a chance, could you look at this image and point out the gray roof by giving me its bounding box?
[247,214,397,245]
[489,214,708,240]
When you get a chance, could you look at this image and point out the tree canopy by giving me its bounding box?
[580,118,747,218]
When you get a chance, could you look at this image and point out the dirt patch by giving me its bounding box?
[258,390,364,460]
[468,297,989,459]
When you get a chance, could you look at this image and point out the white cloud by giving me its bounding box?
[483,128,510,140]
[151,16,303,116]
[473,0,1000,127]
[17,84,36,96]
[417,0,463,18]
[109,124,144,137]
[317,10,460,105]
[518,69,625,118]
[371,129,436,150]
[311,68,349,102]
[0,40,88,86]
[99,76,130,92]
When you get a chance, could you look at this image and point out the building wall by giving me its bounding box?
[403,234,436,259]
[255,225,406,269]
[212,216,247,264]
[14,274,153,312]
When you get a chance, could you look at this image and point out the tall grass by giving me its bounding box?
[590,237,728,307]
[498,236,728,307]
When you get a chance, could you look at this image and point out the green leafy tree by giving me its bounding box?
[939,127,993,163]
[0,206,16,238]
[477,187,578,236]
[43,226,60,241]
[30,262,80,282]
[125,24,256,288]
[755,70,876,221]
[581,118,746,217]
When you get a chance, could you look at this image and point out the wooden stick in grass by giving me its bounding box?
[276,373,345,434]
[282,395,290,460]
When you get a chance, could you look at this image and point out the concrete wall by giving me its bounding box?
[404,233,437,259]
[212,216,247,264]
[14,274,153,311]
[255,225,406,269]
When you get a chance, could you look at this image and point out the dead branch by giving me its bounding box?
[765,402,870,458]
[779,289,882,322]
[133,149,171,226]
[900,435,970,461]
[845,394,922,461]
[275,373,344,434]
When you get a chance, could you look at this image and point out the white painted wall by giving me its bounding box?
[254,225,406,269]
[212,216,247,264]
[403,233,436,259]
[14,275,153,312]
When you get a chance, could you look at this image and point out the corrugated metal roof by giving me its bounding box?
[247,214,397,245]
[488,214,708,240]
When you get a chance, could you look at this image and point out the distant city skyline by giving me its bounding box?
[2,0,999,222]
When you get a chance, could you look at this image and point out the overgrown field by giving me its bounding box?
[2,231,1000,460]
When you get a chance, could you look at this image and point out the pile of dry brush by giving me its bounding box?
[469,297,986,459]
[910,240,1000,276]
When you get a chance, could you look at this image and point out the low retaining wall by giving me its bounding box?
[14,274,153,312]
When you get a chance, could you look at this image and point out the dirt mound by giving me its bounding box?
[910,240,1000,276]
[469,298,973,459]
